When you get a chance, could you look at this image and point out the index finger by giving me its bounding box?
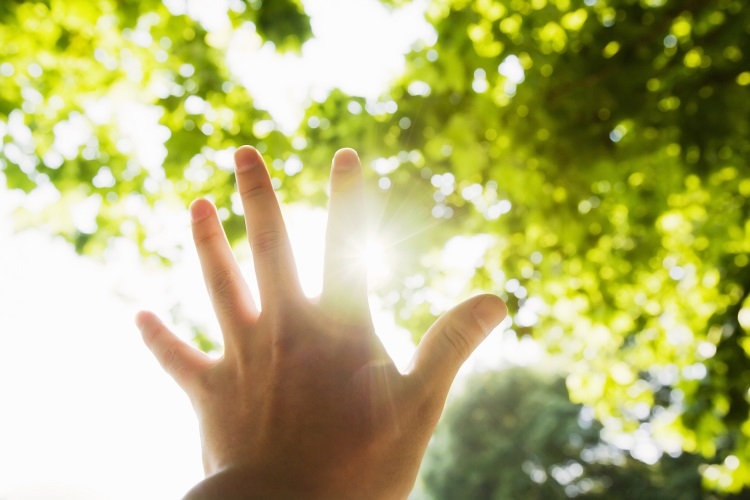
[234,146,301,306]
[190,198,258,341]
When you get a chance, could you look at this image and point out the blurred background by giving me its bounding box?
[1,0,749,498]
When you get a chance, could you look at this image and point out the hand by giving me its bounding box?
[135,146,507,499]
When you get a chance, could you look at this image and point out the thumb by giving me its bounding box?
[135,310,211,390]
[408,294,507,394]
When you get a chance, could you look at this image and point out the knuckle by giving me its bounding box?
[440,317,475,362]
[272,330,297,355]
[193,228,221,247]
[271,317,296,352]
[208,268,240,297]
[268,302,307,353]
[161,345,187,379]
[251,228,285,254]
[238,182,267,202]
[160,345,178,371]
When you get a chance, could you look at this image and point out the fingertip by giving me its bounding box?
[471,294,508,333]
[332,148,360,171]
[234,145,262,172]
[134,310,156,331]
[134,311,208,385]
[408,295,508,394]
[334,147,359,159]
[135,310,167,341]
[330,148,362,193]
[189,198,214,223]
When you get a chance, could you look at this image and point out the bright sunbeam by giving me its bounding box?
[362,237,391,288]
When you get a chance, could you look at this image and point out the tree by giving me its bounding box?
[300,0,750,492]
[2,0,750,492]
[0,0,309,255]
[422,367,738,499]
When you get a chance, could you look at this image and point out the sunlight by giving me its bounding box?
[362,236,391,288]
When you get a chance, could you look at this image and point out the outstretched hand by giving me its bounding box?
[135,146,507,499]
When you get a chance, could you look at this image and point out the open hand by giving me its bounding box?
[135,146,507,499]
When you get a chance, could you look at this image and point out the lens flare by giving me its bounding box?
[361,237,390,288]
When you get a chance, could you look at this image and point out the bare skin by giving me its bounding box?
[135,146,507,499]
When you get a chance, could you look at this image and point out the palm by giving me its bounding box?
[136,146,506,498]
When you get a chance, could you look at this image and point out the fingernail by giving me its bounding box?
[189,199,212,222]
[235,146,259,172]
[472,296,507,333]
[332,148,360,171]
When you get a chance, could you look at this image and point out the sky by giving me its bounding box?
[0,1,538,498]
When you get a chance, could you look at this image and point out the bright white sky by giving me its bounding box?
[0,1,539,498]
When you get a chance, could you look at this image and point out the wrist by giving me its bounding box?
[183,464,411,500]
[183,467,301,500]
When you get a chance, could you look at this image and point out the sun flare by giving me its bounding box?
[361,237,391,288]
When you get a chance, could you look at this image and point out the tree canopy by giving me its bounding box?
[0,0,308,254]
[1,0,749,493]
[422,367,718,499]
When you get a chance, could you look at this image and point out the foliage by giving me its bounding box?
[301,0,750,492]
[0,0,309,257]
[421,367,743,499]
[2,0,750,492]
